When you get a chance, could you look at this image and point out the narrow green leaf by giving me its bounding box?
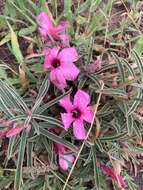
[39,127,78,153]
[7,136,17,160]
[98,132,127,141]
[0,33,11,46]
[14,131,27,190]
[134,34,143,55]
[112,53,126,83]
[86,0,113,37]
[0,80,28,113]
[32,77,50,113]
[0,176,15,188]
[33,114,64,128]
[18,25,37,36]
[64,0,74,22]
[92,147,101,190]
[133,50,143,76]
[122,59,136,78]
[127,89,142,116]
[10,1,36,26]
[77,0,91,14]
[7,22,23,63]
[126,115,133,134]
[27,141,33,167]
[92,88,126,96]
[36,88,72,114]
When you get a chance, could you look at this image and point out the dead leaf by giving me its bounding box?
[95,117,101,138]
[19,62,28,89]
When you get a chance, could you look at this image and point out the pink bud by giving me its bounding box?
[101,165,126,188]
[6,127,24,138]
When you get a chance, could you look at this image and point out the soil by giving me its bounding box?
[0,0,5,14]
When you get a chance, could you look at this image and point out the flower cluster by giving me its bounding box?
[36,11,95,170]
[37,12,79,90]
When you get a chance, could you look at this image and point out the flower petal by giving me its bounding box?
[6,127,24,138]
[50,69,67,90]
[55,143,66,154]
[61,113,74,129]
[73,119,86,140]
[101,165,126,188]
[54,21,70,33]
[60,62,80,81]
[82,106,94,123]
[44,46,60,69]
[59,33,70,47]
[59,95,73,112]
[37,12,53,31]
[74,89,90,109]
[38,27,48,38]
[59,153,74,170]
[59,47,78,63]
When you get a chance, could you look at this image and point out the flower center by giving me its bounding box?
[52,58,61,68]
[72,108,81,118]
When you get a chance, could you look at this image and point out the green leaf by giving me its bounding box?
[77,0,91,14]
[126,115,133,134]
[7,22,23,63]
[98,132,127,141]
[32,77,50,113]
[18,25,37,36]
[87,74,101,88]
[7,136,17,159]
[33,114,63,128]
[112,53,125,83]
[132,50,143,76]
[93,88,126,96]
[36,88,72,114]
[14,131,27,190]
[0,33,11,46]
[30,64,44,73]
[0,80,28,113]
[92,147,101,190]
[64,0,74,22]
[39,127,78,153]
[10,1,36,26]
[27,141,33,167]
[86,0,113,37]
[0,175,14,188]
[122,59,136,78]
[127,89,142,116]
[134,34,143,55]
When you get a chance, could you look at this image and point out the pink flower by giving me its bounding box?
[37,12,70,45]
[44,46,80,90]
[101,165,126,188]
[0,122,25,138]
[59,89,94,140]
[55,143,75,170]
